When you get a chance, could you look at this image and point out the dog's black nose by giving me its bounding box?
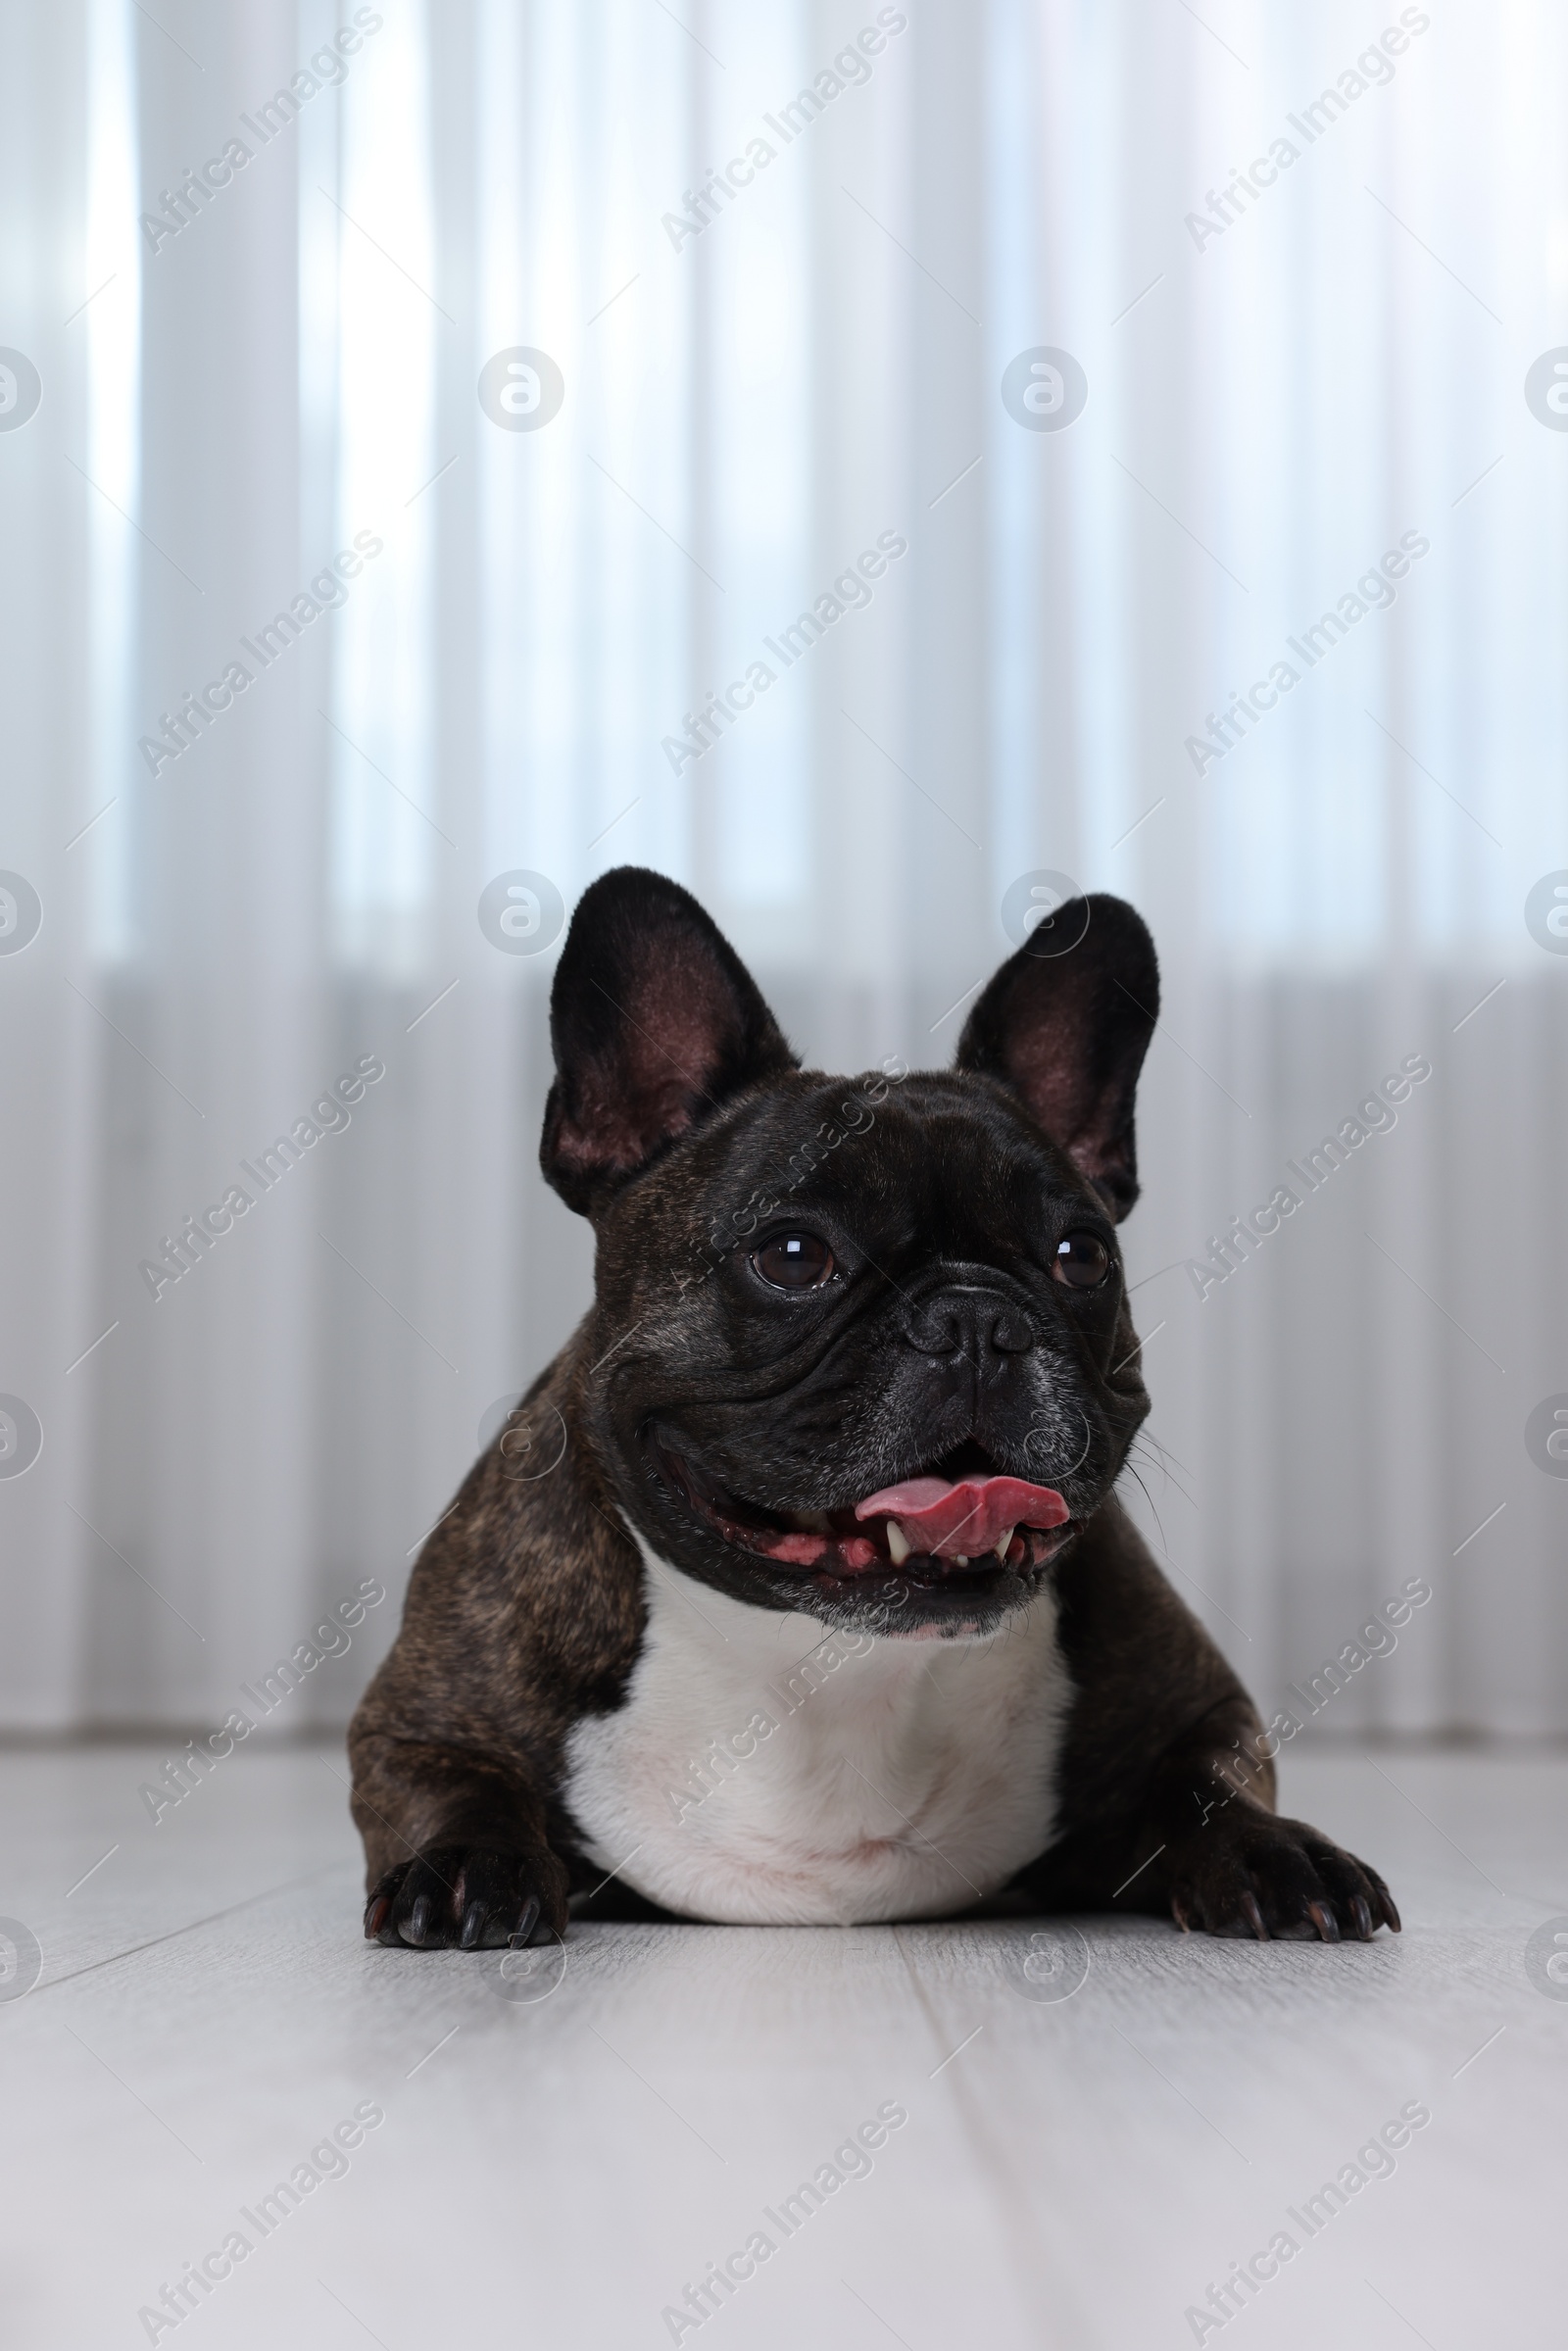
[902,1288,1034,1359]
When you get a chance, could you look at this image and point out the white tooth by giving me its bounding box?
[994,1525,1015,1562]
[955,1555,967,1566]
[886,1520,910,1565]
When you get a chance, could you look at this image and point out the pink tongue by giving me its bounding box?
[854,1475,1069,1558]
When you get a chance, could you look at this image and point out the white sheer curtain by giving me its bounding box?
[2,0,1565,1736]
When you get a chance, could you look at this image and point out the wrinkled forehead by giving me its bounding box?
[684,1070,1093,1246]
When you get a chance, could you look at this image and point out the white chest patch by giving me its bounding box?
[562,1541,1074,1926]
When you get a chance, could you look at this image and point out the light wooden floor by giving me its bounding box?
[3,1740,1563,2349]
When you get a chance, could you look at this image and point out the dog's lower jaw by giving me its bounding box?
[558,1537,1075,1927]
[612,1488,1069,1647]
[631,1423,1086,1633]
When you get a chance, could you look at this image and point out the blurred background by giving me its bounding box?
[1,0,1565,1740]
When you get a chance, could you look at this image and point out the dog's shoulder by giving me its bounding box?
[350,1329,645,1774]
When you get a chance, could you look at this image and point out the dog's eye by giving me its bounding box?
[752,1233,836,1291]
[1052,1232,1111,1289]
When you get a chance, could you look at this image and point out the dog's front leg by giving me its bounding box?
[350,1733,569,1950]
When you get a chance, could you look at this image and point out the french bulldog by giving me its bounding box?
[349,867,1398,1949]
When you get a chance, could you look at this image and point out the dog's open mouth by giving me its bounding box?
[649,1432,1075,1583]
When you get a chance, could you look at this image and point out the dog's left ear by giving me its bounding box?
[541,866,799,1215]
[955,894,1158,1219]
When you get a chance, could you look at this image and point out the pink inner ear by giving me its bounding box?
[555,944,744,1178]
[626,947,740,1099]
[551,1082,697,1180]
[1009,1031,1118,1181]
[1009,1029,1081,1137]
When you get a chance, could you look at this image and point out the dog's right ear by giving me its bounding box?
[540,867,798,1216]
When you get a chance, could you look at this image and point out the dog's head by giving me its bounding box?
[539,867,1158,1639]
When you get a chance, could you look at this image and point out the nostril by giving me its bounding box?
[905,1311,961,1356]
[990,1312,1032,1354]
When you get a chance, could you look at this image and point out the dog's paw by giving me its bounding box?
[364,1845,568,1950]
[1166,1808,1400,1943]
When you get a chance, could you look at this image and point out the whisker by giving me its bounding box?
[1124,1458,1175,1557]
[1126,1431,1197,1516]
[1135,1427,1197,1483]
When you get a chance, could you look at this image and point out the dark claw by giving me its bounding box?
[407,1893,433,1946]
[1307,1900,1340,1944]
[1364,1871,1401,1934]
[459,1900,486,1950]
[1241,1891,1269,1941]
[1350,1894,1374,1941]
[509,1894,542,1947]
[364,1893,391,1940]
